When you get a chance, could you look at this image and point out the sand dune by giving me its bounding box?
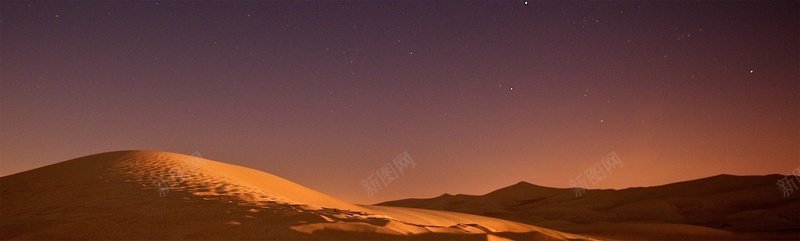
[379,177,800,240]
[0,150,590,240]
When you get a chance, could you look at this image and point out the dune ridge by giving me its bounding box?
[1,150,590,240]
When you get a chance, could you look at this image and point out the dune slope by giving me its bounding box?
[0,150,590,240]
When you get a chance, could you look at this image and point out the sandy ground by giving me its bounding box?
[0,150,591,240]
[380,176,800,240]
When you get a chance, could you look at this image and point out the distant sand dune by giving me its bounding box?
[380,177,800,240]
[0,150,590,240]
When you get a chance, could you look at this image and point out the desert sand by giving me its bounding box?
[0,150,590,240]
[379,176,800,240]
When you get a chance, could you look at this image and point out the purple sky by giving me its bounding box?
[2,1,798,204]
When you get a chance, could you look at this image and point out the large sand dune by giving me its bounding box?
[379,176,800,240]
[0,150,590,240]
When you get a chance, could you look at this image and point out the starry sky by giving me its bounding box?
[1,1,798,204]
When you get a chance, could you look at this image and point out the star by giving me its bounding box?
[510,87,514,91]
[749,69,754,74]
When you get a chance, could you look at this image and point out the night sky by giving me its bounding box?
[2,1,798,204]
